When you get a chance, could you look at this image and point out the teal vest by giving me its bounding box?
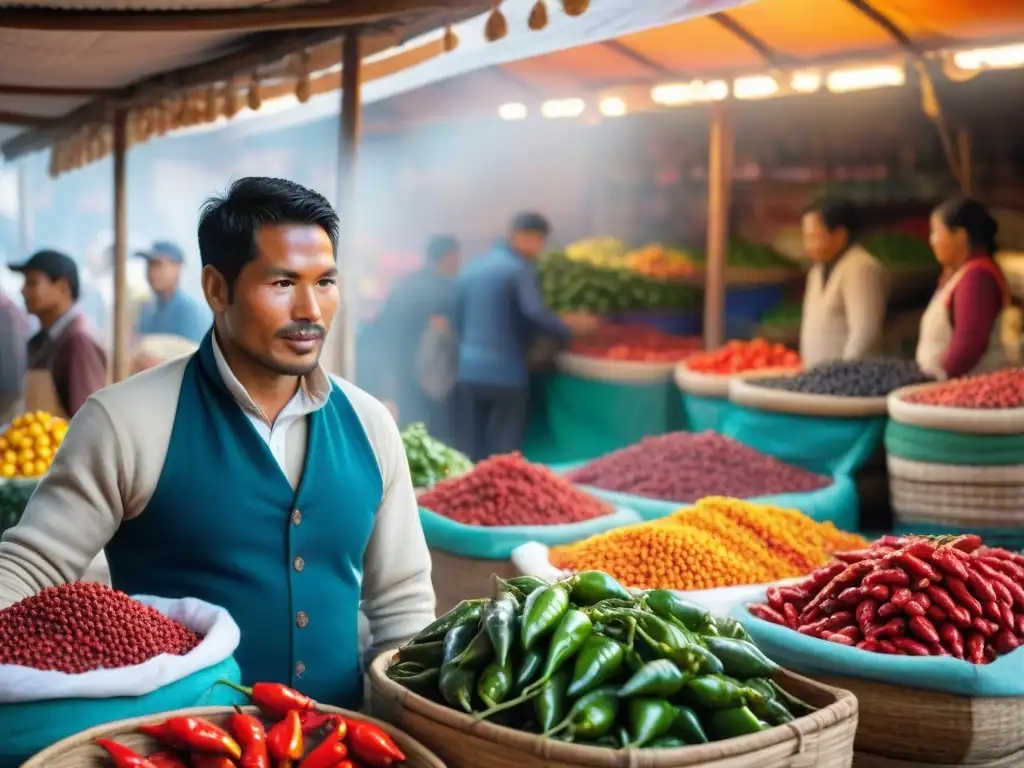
[105,333,382,708]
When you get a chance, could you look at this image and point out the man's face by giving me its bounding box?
[146,257,182,295]
[21,271,64,316]
[212,224,339,376]
[437,249,460,276]
[802,212,846,263]
[510,230,548,260]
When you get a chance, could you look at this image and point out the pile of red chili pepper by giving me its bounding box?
[93,680,407,768]
[749,534,1024,662]
[902,368,1024,409]
[684,339,800,375]
[418,452,613,526]
[568,325,703,363]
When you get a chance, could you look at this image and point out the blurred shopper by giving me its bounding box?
[917,197,1021,379]
[135,241,211,343]
[10,250,107,417]
[0,290,28,423]
[377,235,460,438]
[129,334,199,376]
[800,198,888,366]
[454,213,597,460]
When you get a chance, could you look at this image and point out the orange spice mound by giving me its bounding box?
[550,497,867,592]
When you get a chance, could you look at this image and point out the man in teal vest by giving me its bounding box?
[0,177,436,708]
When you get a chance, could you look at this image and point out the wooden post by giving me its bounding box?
[957,127,972,196]
[703,102,734,351]
[335,28,362,380]
[112,107,129,383]
[16,161,32,254]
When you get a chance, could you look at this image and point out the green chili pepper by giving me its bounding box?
[615,726,631,749]
[386,661,426,677]
[710,616,753,641]
[455,626,494,670]
[682,675,761,711]
[618,659,689,698]
[567,635,624,698]
[483,586,519,668]
[647,736,688,748]
[528,608,592,692]
[623,647,646,674]
[476,658,514,708]
[744,678,776,702]
[633,632,703,675]
[546,687,620,740]
[439,661,476,713]
[625,697,677,747]
[397,640,444,667]
[687,643,725,676]
[412,599,486,644]
[707,706,769,740]
[749,695,794,727]
[504,575,551,596]
[644,590,711,631]
[670,706,708,744]
[521,585,570,651]
[442,623,479,664]
[598,607,690,649]
[515,646,544,691]
[701,636,778,680]
[388,666,440,697]
[532,666,572,732]
[563,570,632,606]
[768,680,816,717]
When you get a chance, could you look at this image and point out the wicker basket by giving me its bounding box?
[729,379,888,418]
[369,653,857,768]
[21,704,445,767]
[430,548,518,616]
[814,674,1024,767]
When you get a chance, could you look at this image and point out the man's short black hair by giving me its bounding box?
[510,211,552,236]
[426,235,459,264]
[197,177,339,296]
[804,198,860,241]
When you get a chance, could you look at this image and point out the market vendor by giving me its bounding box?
[917,197,1021,379]
[800,199,889,366]
[0,177,435,708]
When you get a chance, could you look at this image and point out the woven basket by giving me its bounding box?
[729,379,889,418]
[813,674,1024,766]
[674,365,800,399]
[21,704,444,768]
[890,477,1024,528]
[369,653,857,768]
[884,422,1024,466]
[887,384,1024,435]
[429,548,517,616]
[555,354,676,384]
[886,456,1024,485]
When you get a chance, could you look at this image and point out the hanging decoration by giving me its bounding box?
[247,73,263,112]
[223,81,241,119]
[205,85,220,122]
[443,23,459,52]
[561,0,589,16]
[295,50,312,103]
[528,0,548,31]
[484,1,508,42]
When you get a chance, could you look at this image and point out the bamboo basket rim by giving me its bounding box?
[369,652,858,765]
[556,352,677,384]
[21,703,445,768]
[887,382,1024,434]
[729,377,889,417]
[674,363,801,398]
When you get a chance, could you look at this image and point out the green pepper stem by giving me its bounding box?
[472,687,542,721]
[217,679,254,697]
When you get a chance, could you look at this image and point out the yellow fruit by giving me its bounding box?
[36,446,53,461]
[18,437,34,450]
[28,423,43,437]
[19,461,35,477]
[35,434,52,450]
[52,424,68,441]
[18,449,34,463]
[6,429,21,444]
[3,450,17,465]
[0,463,14,478]
[0,438,7,452]
[34,460,48,475]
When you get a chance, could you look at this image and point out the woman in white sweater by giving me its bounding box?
[799,199,889,367]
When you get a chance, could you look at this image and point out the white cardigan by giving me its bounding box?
[800,245,889,367]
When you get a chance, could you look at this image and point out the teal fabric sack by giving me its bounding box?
[681,394,736,433]
[419,505,641,559]
[526,373,674,464]
[0,657,246,768]
[720,405,886,476]
[885,421,1024,466]
[733,605,1024,697]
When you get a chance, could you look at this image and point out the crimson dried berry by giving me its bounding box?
[904,368,1024,409]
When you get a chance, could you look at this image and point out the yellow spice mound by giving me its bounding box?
[0,411,68,479]
[550,496,867,591]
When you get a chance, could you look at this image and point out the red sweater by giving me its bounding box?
[942,257,1009,378]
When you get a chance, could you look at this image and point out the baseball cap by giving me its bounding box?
[135,240,185,264]
[9,249,80,300]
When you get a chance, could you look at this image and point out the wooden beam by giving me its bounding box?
[337,30,363,381]
[708,13,780,66]
[112,108,129,384]
[843,0,917,51]
[0,0,473,33]
[0,110,49,126]
[703,102,734,351]
[601,40,680,77]
[0,84,112,97]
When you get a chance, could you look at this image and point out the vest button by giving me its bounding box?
[293,556,305,572]
[296,610,309,628]
[295,661,306,677]
[292,509,302,526]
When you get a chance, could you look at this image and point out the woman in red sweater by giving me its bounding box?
[916,198,1021,379]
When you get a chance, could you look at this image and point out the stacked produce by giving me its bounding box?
[749,534,1024,661]
[551,498,866,591]
[0,410,68,479]
[862,232,937,271]
[684,338,800,375]
[93,680,407,767]
[565,431,830,501]
[387,571,809,747]
[748,358,932,397]
[0,582,202,673]
[418,453,613,527]
[402,422,472,489]
[759,301,802,327]
[623,244,696,279]
[902,368,1024,409]
[539,252,700,315]
[690,238,797,271]
[565,237,629,268]
[568,325,702,363]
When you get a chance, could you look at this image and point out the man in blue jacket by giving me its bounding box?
[454,212,596,460]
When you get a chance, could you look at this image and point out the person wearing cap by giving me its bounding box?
[0,178,433,710]
[135,241,211,343]
[11,250,107,418]
[0,289,28,423]
[454,212,598,460]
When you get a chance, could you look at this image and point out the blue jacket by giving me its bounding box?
[455,243,570,388]
[137,290,211,343]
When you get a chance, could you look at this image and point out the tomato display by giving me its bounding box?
[568,325,703,363]
[685,338,800,375]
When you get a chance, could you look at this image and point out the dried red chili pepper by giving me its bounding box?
[855,599,877,630]
[95,739,160,768]
[836,547,887,564]
[862,568,910,589]
[856,639,882,652]
[220,680,316,718]
[228,707,271,768]
[896,552,942,582]
[156,718,242,760]
[904,598,926,618]
[890,636,931,656]
[877,601,900,619]
[972,616,999,637]
[267,710,304,766]
[939,622,965,659]
[823,631,855,646]
[342,718,407,767]
[866,617,905,640]
[944,576,983,616]
[965,570,998,602]
[909,615,940,644]
[765,587,784,610]
[890,588,913,608]
[748,603,786,625]
[781,603,799,628]
[931,548,970,581]
[146,752,188,768]
[298,719,349,768]
[927,605,948,623]
[926,585,972,627]
[966,631,986,664]
[975,562,1024,609]
[190,757,237,768]
[799,611,854,637]
[994,629,1020,655]
[949,534,983,553]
